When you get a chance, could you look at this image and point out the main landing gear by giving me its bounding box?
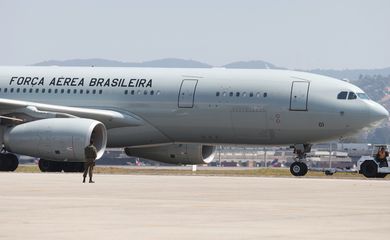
[38,159,84,173]
[289,144,312,177]
[0,153,19,171]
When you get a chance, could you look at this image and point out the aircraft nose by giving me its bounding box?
[369,102,389,124]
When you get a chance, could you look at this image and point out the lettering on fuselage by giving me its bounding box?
[8,76,153,88]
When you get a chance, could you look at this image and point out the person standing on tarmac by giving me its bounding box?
[83,140,98,183]
[376,147,389,168]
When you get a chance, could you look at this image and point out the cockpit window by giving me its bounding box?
[348,92,357,100]
[357,93,369,100]
[337,91,348,99]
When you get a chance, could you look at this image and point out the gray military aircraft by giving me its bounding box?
[0,66,387,176]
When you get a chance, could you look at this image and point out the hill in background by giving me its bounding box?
[33,58,390,80]
[34,58,212,68]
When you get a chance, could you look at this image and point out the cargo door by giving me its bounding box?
[290,81,310,111]
[178,79,198,108]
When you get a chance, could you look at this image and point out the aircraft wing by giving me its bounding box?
[0,98,144,128]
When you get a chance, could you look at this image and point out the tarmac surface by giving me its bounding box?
[0,173,390,240]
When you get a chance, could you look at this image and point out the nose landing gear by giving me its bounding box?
[290,161,308,176]
[290,144,312,177]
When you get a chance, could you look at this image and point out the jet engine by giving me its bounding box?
[125,144,216,165]
[3,118,107,162]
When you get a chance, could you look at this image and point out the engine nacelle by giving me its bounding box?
[3,118,107,162]
[125,144,216,165]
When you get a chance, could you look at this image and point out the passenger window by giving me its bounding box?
[80,89,83,94]
[92,90,96,94]
[256,92,261,98]
[99,90,103,94]
[249,92,254,97]
[42,89,45,93]
[48,89,52,93]
[236,92,240,97]
[67,89,71,94]
[4,88,7,93]
[242,92,247,97]
[222,92,227,97]
[16,88,20,93]
[73,89,77,94]
[55,89,58,94]
[131,90,135,95]
[216,92,220,97]
[23,88,26,93]
[263,92,268,98]
[156,91,161,95]
[348,92,357,100]
[125,90,128,95]
[150,90,154,95]
[337,91,348,99]
[144,90,148,95]
[61,89,64,94]
[86,90,90,94]
[35,89,39,93]
[29,89,33,93]
[10,88,14,93]
[229,92,233,97]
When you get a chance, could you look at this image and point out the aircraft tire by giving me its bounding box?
[361,160,378,178]
[62,162,75,172]
[5,154,18,171]
[290,162,308,176]
[39,159,63,172]
[63,162,84,172]
[376,173,387,178]
[0,155,5,171]
[77,162,85,172]
[0,153,19,171]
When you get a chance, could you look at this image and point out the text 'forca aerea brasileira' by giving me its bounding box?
[9,76,153,88]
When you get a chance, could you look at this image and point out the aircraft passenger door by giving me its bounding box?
[290,81,310,111]
[178,79,198,108]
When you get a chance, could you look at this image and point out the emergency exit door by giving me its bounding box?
[178,79,198,108]
[290,81,310,111]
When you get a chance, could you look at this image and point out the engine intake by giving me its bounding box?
[3,118,107,162]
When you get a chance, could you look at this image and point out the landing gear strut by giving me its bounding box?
[290,144,312,177]
[0,153,19,171]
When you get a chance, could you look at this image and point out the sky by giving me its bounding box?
[0,0,389,69]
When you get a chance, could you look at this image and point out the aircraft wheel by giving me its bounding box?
[39,159,62,172]
[5,154,18,171]
[77,162,85,172]
[0,155,6,171]
[0,153,19,171]
[290,162,308,176]
[376,173,387,178]
[62,162,74,172]
[38,159,50,172]
[361,160,378,178]
[63,162,84,172]
[50,161,63,172]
